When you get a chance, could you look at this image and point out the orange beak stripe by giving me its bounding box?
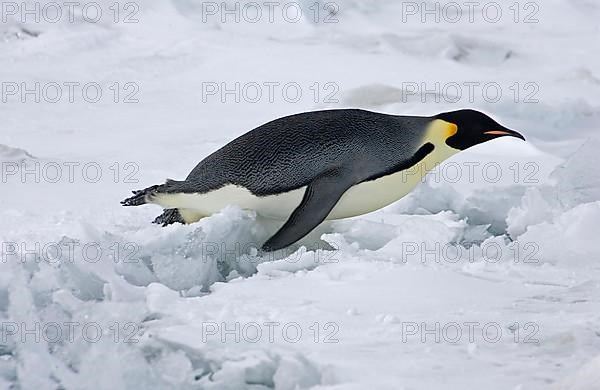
[484,130,512,136]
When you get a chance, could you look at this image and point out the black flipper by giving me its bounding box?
[262,169,353,252]
[153,209,185,226]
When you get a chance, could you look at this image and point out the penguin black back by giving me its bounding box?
[170,109,432,196]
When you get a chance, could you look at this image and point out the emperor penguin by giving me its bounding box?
[122,109,525,251]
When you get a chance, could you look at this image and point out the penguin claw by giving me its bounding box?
[152,209,184,226]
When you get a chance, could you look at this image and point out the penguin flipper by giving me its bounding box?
[261,169,352,252]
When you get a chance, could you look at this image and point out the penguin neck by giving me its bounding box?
[418,119,462,172]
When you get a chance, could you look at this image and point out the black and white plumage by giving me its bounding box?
[122,109,524,251]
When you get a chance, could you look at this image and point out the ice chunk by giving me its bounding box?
[506,186,558,238]
[0,144,35,163]
[256,247,329,276]
[518,201,600,265]
[193,350,322,390]
[393,182,463,216]
[552,138,600,208]
[460,186,527,235]
[273,354,322,390]
[59,262,106,301]
[141,207,272,291]
[152,350,194,386]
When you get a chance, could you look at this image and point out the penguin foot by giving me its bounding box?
[152,209,185,226]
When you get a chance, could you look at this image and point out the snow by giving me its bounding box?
[1,0,600,389]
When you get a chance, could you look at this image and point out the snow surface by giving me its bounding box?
[1,0,600,389]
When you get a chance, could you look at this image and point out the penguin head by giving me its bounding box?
[435,109,525,150]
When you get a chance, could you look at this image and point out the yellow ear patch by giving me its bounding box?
[445,122,458,138]
[424,119,459,146]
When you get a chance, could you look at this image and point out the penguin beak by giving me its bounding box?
[484,129,525,141]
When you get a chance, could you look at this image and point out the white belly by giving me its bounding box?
[152,142,458,221]
[152,186,305,220]
[329,142,458,218]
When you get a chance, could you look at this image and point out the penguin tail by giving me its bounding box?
[120,179,182,207]
[121,184,161,206]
